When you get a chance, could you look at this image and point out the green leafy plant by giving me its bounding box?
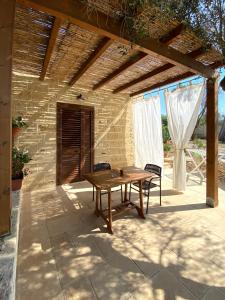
[83,0,225,62]
[193,138,205,149]
[162,115,171,143]
[12,147,31,180]
[163,143,172,152]
[12,116,28,129]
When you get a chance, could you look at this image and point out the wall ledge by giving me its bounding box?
[0,191,21,300]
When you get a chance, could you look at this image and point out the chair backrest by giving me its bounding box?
[144,164,161,177]
[93,163,111,172]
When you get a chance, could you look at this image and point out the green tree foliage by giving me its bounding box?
[162,115,170,143]
[151,0,225,56]
[112,0,225,56]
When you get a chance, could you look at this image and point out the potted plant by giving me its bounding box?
[12,116,28,139]
[12,147,31,191]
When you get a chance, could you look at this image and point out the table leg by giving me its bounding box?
[107,189,113,234]
[95,189,100,217]
[124,183,128,202]
[137,180,145,219]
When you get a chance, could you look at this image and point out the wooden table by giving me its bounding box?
[84,166,155,234]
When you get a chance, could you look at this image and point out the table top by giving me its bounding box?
[84,166,156,189]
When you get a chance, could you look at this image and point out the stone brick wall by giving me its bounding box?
[12,74,134,191]
[219,159,225,182]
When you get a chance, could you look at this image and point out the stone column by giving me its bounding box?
[0,0,15,236]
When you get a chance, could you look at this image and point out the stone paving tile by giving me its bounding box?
[88,262,151,300]
[202,287,225,300]
[16,169,225,299]
[148,269,195,300]
[51,235,105,288]
[62,277,97,300]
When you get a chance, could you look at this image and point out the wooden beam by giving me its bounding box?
[210,59,225,69]
[113,63,174,94]
[130,72,194,97]
[206,76,219,207]
[17,0,215,78]
[69,37,113,86]
[40,17,62,80]
[187,47,205,58]
[93,52,147,90]
[114,47,205,94]
[93,24,185,90]
[0,0,15,236]
[159,23,185,45]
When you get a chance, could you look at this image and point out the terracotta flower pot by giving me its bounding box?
[12,178,23,191]
[12,172,24,191]
[12,127,21,139]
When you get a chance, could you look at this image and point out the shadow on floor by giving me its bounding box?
[147,203,207,214]
[17,181,225,299]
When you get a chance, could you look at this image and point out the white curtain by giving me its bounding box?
[133,94,164,170]
[165,83,205,191]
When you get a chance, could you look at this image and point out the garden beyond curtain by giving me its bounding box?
[165,83,205,191]
[133,95,163,170]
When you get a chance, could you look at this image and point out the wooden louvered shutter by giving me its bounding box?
[81,109,94,177]
[57,103,94,185]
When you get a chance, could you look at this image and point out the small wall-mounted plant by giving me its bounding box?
[12,147,31,191]
[12,116,28,129]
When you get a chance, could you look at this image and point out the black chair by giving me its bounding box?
[129,164,162,214]
[92,163,123,207]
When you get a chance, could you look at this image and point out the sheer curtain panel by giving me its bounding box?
[165,84,205,191]
[133,95,163,170]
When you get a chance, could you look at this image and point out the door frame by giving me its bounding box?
[56,102,95,185]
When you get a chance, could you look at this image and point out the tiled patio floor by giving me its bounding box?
[16,169,225,300]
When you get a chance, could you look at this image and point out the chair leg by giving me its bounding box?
[129,183,132,202]
[120,185,123,203]
[100,192,102,210]
[160,178,162,206]
[92,186,95,201]
[146,188,150,214]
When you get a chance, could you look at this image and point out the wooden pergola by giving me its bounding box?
[0,0,223,236]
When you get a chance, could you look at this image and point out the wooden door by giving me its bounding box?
[57,103,94,185]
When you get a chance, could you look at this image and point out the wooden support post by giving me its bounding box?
[0,0,15,236]
[206,77,219,207]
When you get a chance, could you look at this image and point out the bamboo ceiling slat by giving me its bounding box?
[47,22,103,82]
[13,3,224,95]
[13,5,53,76]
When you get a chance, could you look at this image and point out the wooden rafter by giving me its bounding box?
[159,23,185,45]
[210,59,225,69]
[69,37,113,86]
[113,63,174,94]
[40,17,62,80]
[130,57,222,98]
[17,0,215,78]
[114,47,206,94]
[93,24,185,91]
[130,72,194,97]
[187,47,205,58]
[93,52,147,90]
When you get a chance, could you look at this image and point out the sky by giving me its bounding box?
[144,68,225,117]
